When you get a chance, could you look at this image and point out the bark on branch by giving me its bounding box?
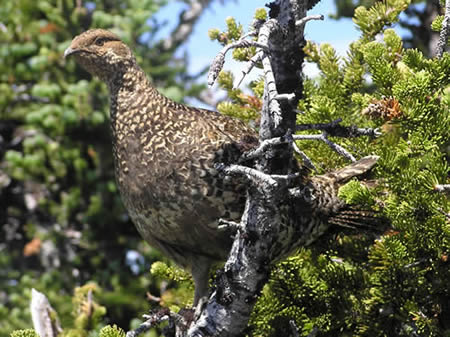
[187,1,309,336]
[436,0,450,58]
[30,288,62,337]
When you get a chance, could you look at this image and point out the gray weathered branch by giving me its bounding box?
[292,141,317,170]
[216,162,279,189]
[126,308,175,337]
[188,1,309,336]
[235,50,263,88]
[434,184,450,192]
[436,0,450,58]
[295,14,324,27]
[296,118,381,138]
[293,133,356,162]
[208,38,268,86]
[30,288,62,337]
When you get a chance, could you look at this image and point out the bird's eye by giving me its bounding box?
[95,38,105,46]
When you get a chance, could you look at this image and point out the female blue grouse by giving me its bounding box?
[64,29,378,305]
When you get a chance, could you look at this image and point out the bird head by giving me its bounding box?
[64,29,135,81]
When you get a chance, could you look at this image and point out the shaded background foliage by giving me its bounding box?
[0,0,211,334]
[209,2,450,334]
[1,0,450,336]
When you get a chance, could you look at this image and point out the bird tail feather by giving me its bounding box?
[323,155,379,183]
[328,208,387,232]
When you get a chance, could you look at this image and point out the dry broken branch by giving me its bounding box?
[30,288,62,337]
[436,0,450,58]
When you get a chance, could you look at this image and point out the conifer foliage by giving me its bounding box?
[0,0,207,335]
[243,1,449,335]
[2,0,450,336]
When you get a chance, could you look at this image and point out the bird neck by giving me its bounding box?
[107,62,160,137]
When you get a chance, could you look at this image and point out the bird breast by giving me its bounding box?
[110,109,245,262]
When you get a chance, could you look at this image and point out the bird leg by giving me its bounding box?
[191,256,212,306]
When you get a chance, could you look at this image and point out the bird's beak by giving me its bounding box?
[64,47,76,58]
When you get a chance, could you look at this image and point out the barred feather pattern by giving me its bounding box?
[270,155,380,259]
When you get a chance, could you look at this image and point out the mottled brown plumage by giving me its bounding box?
[65,29,379,305]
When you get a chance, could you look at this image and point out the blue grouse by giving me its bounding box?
[65,29,379,305]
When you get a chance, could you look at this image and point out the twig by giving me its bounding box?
[289,320,300,337]
[241,129,300,162]
[436,0,450,58]
[208,38,269,86]
[243,119,375,165]
[355,127,381,137]
[30,288,62,337]
[219,161,298,190]
[239,131,318,171]
[218,219,243,232]
[404,258,427,269]
[434,184,450,192]
[270,172,301,182]
[146,292,161,303]
[275,93,296,101]
[126,309,170,337]
[321,132,356,162]
[234,50,263,88]
[295,14,324,27]
[293,132,356,162]
[292,142,317,170]
[208,17,285,128]
[262,52,282,128]
[215,163,278,190]
[296,118,381,138]
[437,208,450,220]
[240,133,289,161]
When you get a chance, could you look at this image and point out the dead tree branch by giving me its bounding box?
[436,0,450,58]
[295,14,324,27]
[295,118,380,138]
[434,184,450,192]
[293,133,356,162]
[235,51,263,88]
[30,288,62,337]
[188,1,309,336]
[125,308,191,337]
